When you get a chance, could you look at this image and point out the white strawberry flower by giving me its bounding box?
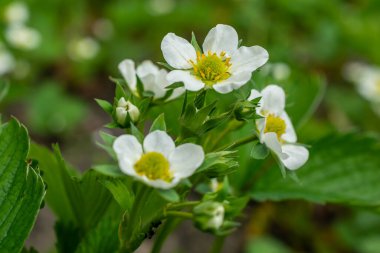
[118,59,185,101]
[344,62,380,104]
[248,85,309,170]
[113,130,204,189]
[161,24,269,94]
[115,97,140,124]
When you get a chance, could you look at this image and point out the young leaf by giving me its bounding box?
[94,99,113,114]
[0,119,45,253]
[250,142,269,159]
[191,32,202,53]
[130,123,144,143]
[0,80,10,103]
[157,189,180,202]
[194,89,207,109]
[150,113,166,132]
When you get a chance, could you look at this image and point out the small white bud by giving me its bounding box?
[193,201,225,231]
[116,97,140,124]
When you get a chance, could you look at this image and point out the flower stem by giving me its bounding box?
[209,236,226,253]
[217,134,258,151]
[151,218,180,253]
[164,211,193,219]
[168,201,200,210]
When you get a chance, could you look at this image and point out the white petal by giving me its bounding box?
[139,72,167,99]
[169,144,204,178]
[143,130,175,158]
[260,84,286,115]
[281,144,309,170]
[141,177,181,189]
[136,60,159,77]
[262,132,288,160]
[247,89,262,101]
[280,111,297,143]
[118,59,137,92]
[230,46,269,74]
[113,135,143,175]
[161,33,196,69]
[202,24,238,56]
[167,70,205,91]
[212,71,252,94]
[166,87,186,101]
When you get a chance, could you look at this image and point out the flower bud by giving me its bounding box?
[116,97,140,125]
[193,201,224,232]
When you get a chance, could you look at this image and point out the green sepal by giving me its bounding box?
[95,99,113,114]
[150,113,166,132]
[191,32,202,53]
[157,189,180,202]
[250,141,269,160]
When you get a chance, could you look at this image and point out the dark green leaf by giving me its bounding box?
[251,133,380,207]
[194,89,207,109]
[0,119,45,253]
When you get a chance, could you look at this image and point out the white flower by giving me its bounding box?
[113,130,204,189]
[344,62,380,104]
[261,62,291,81]
[118,59,185,100]
[0,47,15,76]
[68,37,100,61]
[160,24,269,94]
[115,97,140,124]
[5,25,41,50]
[248,85,309,170]
[4,2,29,25]
[193,201,225,231]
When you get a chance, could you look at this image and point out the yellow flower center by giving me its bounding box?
[134,152,172,182]
[376,79,380,94]
[264,114,286,139]
[190,51,231,86]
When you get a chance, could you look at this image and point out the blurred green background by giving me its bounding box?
[1,0,380,252]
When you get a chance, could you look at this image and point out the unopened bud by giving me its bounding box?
[116,97,140,125]
[193,201,224,232]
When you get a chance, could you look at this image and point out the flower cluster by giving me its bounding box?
[111,24,309,187]
[98,24,310,240]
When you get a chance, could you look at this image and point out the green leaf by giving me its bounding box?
[0,80,10,103]
[196,151,238,177]
[157,62,175,71]
[250,142,269,159]
[130,123,144,143]
[0,119,45,253]
[150,113,166,132]
[92,164,124,177]
[95,99,113,114]
[157,189,180,202]
[75,218,119,253]
[191,32,202,53]
[194,89,207,109]
[250,133,380,207]
[28,144,114,231]
[98,177,134,211]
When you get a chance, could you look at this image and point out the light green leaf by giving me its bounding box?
[95,99,113,114]
[157,189,180,202]
[0,80,9,103]
[0,119,45,253]
[250,142,269,159]
[250,133,380,207]
[150,113,166,132]
[98,177,134,211]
